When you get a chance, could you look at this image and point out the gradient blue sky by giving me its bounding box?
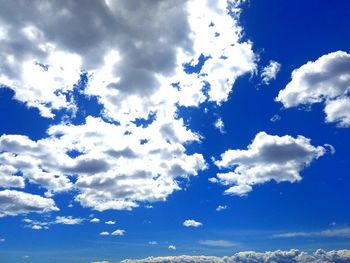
[0,1,349,262]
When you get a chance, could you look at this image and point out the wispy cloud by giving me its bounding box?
[198,239,236,248]
[272,227,350,238]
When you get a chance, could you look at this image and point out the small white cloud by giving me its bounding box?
[216,205,228,211]
[168,245,176,250]
[105,221,116,225]
[261,60,281,85]
[214,117,225,133]
[90,218,100,223]
[183,219,203,228]
[214,132,326,196]
[198,239,236,248]
[111,229,125,236]
[0,238,5,242]
[99,232,110,236]
[270,114,281,122]
[91,261,109,263]
[55,216,83,225]
[148,241,158,245]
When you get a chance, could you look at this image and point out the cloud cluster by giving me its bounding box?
[0,190,58,217]
[261,60,281,85]
[212,132,326,196]
[121,249,350,263]
[183,219,203,228]
[276,51,350,127]
[0,0,256,217]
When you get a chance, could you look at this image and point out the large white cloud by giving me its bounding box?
[213,132,326,196]
[121,249,350,263]
[0,115,206,211]
[0,190,58,217]
[276,51,350,127]
[0,0,256,121]
[0,0,256,215]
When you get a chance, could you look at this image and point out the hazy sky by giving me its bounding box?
[0,0,349,262]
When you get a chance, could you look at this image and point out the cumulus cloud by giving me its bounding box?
[0,190,58,217]
[214,118,225,133]
[183,219,203,228]
[55,216,83,225]
[276,51,350,127]
[90,218,100,223]
[105,221,116,225]
[216,205,228,212]
[121,249,350,263]
[213,132,326,196]
[168,245,176,250]
[273,227,350,238]
[99,232,110,236]
[261,60,281,85]
[111,229,125,236]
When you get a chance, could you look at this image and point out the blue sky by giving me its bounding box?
[0,1,350,263]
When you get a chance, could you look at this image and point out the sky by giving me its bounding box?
[0,0,350,262]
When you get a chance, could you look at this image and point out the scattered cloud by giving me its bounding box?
[213,132,326,196]
[198,239,236,248]
[261,60,281,85]
[214,117,225,133]
[183,219,203,228]
[105,221,116,225]
[276,51,350,127]
[90,218,100,223]
[270,114,281,122]
[273,227,350,238]
[149,241,158,245]
[168,245,176,250]
[0,190,59,217]
[99,232,110,236]
[55,216,83,225]
[111,229,125,236]
[121,249,350,263]
[216,205,228,212]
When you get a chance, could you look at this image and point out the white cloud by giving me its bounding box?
[183,219,203,228]
[111,229,125,236]
[216,205,228,212]
[261,60,281,85]
[213,132,326,196]
[276,51,350,127]
[0,190,58,217]
[149,241,158,245]
[99,232,110,236]
[273,227,350,238]
[120,249,350,263]
[168,245,176,250]
[91,261,109,263]
[0,238,5,242]
[90,218,100,223]
[105,221,116,225]
[198,240,236,248]
[55,216,83,225]
[270,114,281,122]
[214,117,225,133]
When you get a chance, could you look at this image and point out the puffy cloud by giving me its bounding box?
[0,190,58,217]
[121,249,350,263]
[276,51,350,127]
[216,205,228,212]
[213,132,326,196]
[214,118,225,134]
[90,218,100,223]
[99,232,110,236]
[111,229,125,236]
[168,245,176,250]
[0,115,206,211]
[261,60,281,85]
[198,240,236,248]
[273,227,350,238]
[0,165,25,188]
[183,219,203,228]
[55,216,83,225]
[105,221,116,225]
